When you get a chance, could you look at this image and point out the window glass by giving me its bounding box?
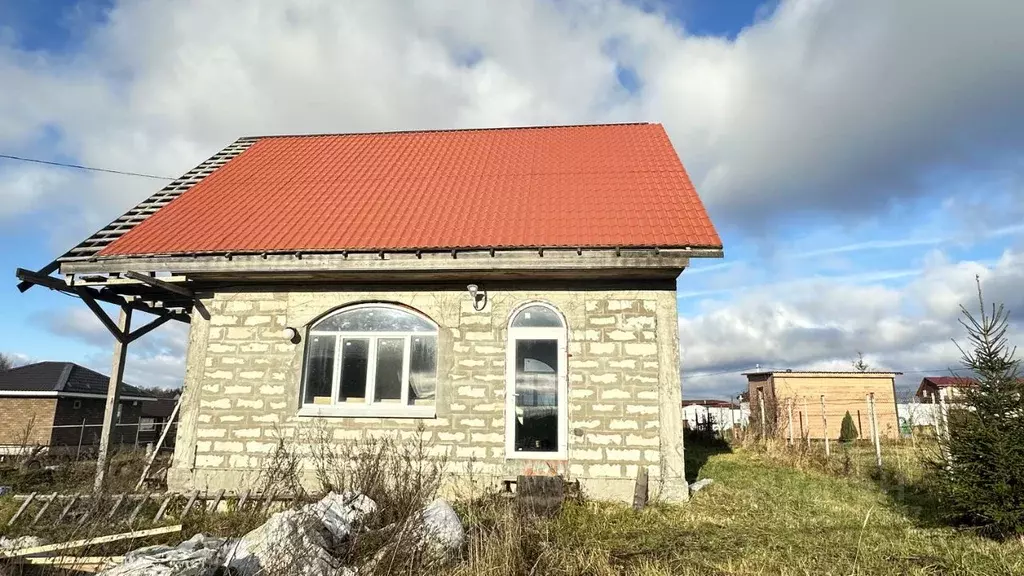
[511,305,563,328]
[409,335,437,404]
[514,339,559,452]
[339,338,369,402]
[303,335,336,404]
[302,305,439,414]
[315,307,434,332]
[374,338,404,402]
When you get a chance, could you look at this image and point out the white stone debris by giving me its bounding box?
[100,534,228,576]
[689,478,714,494]
[97,492,463,576]
[0,535,46,551]
[419,499,465,558]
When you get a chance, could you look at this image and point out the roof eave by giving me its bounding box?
[59,246,723,276]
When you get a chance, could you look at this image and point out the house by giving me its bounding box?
[0,362,155,452]
[15,123,723,502]
[681,399,749,432]
[744,370,902,440]
[915,376,977,403]
[138,396,180,448]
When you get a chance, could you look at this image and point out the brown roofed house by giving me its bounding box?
[16,123,723,502]
[0,362,155,453]
[915,376,978,403]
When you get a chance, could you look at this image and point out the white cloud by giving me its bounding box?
[32,305,188,389]
[0,0,1022,243]
[679,248,1024,398]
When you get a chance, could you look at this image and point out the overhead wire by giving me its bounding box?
[0,153,175,180]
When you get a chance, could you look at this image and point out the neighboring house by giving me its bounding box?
[16,123,723,502]
[915,376,978,403]
[681,399,749,432]
[744,370,902,440]
[138,396,180,448]
[0,362,155,451]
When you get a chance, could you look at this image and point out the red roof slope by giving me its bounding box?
[100,123,721,257]
[921,376,978,389]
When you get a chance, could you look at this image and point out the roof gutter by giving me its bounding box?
[0,391,157,401]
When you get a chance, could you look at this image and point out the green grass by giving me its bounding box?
[447,441,1024,576]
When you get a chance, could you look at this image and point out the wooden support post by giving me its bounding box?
[821,395,830,457]
[786,398,794,446]
[758,388,767,439]
[868,393,882,469]
[135,397,182,491]
[94,306,132,494]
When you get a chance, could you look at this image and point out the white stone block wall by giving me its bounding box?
[169,286,687,502]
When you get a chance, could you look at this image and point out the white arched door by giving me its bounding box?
[505,303,568,460]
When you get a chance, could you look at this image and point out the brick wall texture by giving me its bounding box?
[169,286,687,501]
[0,398,56,446]
[0,397,147,448]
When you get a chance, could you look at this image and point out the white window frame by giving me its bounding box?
[298,304,438,418]
[504,301,569,460]
[139,417,156,432]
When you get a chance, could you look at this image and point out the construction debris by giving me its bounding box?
[0,525,182,559]
[689,478,714,494]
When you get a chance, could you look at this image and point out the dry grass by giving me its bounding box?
[3,434,1022,575]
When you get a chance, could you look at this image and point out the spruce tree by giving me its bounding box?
[839,411,858,443]
[935,276,1024,538]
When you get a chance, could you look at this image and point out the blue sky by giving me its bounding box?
[1,0,1022,398]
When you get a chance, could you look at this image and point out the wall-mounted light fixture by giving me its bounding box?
[283,327,301,344]
[466,284,487,311]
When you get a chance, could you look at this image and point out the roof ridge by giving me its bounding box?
[56,363,74,392]
[240,121,655,141]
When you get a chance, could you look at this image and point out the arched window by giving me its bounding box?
[505,302,568,459]
[301,304,438,417]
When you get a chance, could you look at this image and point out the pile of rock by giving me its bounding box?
[99,492,464,575]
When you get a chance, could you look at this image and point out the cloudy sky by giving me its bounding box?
[1,0,1022,399]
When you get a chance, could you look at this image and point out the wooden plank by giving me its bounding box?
[123,271,195,299]
[135,396,183,490]
[75,288,126,343]
[126,313,174,343]
[21,556,124,573]
[8,491,36,526]
[209,488,225,513]
[260,489,276,514]
[30,492,59,527]
[632,468,649,511]
[107,494,126,519]
[128,492,153,524]
[153,493,174,522]
[237,489,251,511]
[0,525,182,559]
[180,490,200,518]
[56,493,80,525]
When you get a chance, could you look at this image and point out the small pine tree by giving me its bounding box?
[839,411,858,443]
[933,276,1024,538]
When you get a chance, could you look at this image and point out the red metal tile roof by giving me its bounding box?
[921,376,978,388]
[100,123,721,257]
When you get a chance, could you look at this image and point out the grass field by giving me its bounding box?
[2,438,1021,575]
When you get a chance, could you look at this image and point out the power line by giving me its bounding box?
[0,153,175,180]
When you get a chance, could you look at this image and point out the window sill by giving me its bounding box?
[505,449,567,461]
[297,405,437,419]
